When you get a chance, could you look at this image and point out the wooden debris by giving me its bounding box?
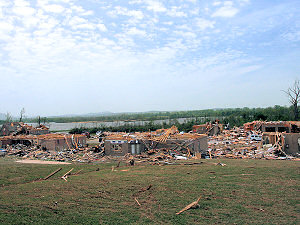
[208,149,212,159]
[134,197,141,206]
[139,184,152,193]
[176,196,201,215]
[43,168,62,180]
[72,169,83,175]
[61,168,74,181]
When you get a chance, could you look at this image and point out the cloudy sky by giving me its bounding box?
[0,0,299,117]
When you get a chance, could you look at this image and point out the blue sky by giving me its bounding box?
[0,0,299,117]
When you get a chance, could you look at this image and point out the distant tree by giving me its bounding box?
[284,80,300,121]
[5,112,12,122]
[254,113,267,121]
[19,108,25,122]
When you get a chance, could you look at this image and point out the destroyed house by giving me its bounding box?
[244,121,300,133]
[244,121,300,157]
[193,123,223,136]
[0,122,50,136]
[262,132,300,157]
[0,134,86,152]
[104,126,208,156]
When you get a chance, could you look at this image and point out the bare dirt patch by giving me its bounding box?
[16,160,71,165]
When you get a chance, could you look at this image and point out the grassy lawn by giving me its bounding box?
[0,158,299,224]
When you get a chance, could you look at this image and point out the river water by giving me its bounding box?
[29,117,209,131]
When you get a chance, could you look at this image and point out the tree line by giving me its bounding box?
[68,105,298,134]
[23,105,296,124]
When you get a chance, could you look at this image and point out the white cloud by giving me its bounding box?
[0,21,14,32]
[0,21,14,41]
[196,18,215,30]
[13,5,35,17]
[14,0,30,7]
[0,0,298,115]
[176,24,190,30]
[167,6,187,17]
[97,23,107,32]
[44,4,64,13]
[238,0,250,6]
[126,27,147,36]
[174,30,196,39]
[108,6,144,20]
[71,5,85,13]
[68,16,96,30]
[164,21,174,26]
[145,0,166,13]
[129,0,142,4]
[212,2,239,17]
[282,31,300,42]
[213,1,222,6]
[81,10,94,16]
[185,0,197,3]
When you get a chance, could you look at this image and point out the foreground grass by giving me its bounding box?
[0,158,299,224]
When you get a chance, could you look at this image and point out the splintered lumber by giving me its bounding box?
[61,168,74,181]
[176,196,201,215]
[44,168,62,180]
[72,169,83,175]
[62,168,74,177]
[186,147,191,158]
[140,139,151,151]
[134,197,141,206]
[43,168,61,180]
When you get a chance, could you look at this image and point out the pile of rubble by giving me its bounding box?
[208,127,296,160]
[2,122,299,162]
[3,143,191,163]
[4,144,105,163]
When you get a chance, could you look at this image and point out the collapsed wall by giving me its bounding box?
[0,134,86,152]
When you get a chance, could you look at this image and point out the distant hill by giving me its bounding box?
[49,111,114,118]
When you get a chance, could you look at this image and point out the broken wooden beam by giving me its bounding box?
[176,196,201,215]
[134,197,141,206]
[61,168,74,181]
[43,168,62,180]
[72,169,83,176]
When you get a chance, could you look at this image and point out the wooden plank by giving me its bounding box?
[43,168,62,180]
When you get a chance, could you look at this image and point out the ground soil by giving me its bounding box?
[15,160,71,165]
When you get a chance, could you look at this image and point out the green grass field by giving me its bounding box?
[0,158,299,224]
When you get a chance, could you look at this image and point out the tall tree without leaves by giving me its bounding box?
[284,80,300,121]
[19,108,25,122]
